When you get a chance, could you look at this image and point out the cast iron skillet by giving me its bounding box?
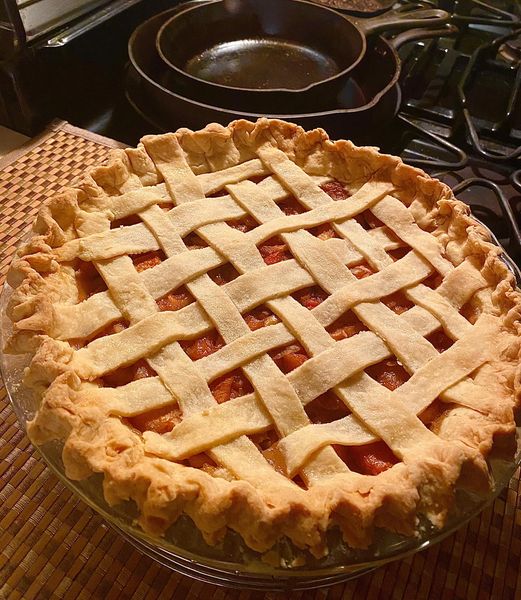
[156,0,449,96]
[127,4,455,142]
[126,63,401,144]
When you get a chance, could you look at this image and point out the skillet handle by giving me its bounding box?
[389,24,459,50]
[354,4,450,35]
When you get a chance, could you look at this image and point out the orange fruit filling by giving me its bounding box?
[207,263,239,286]
[327,311,367,341]
[381,291,414,314]
[156,287,193,312]
[130,404,182,434]
[460,300,480,324]
[209,369,254,404]
[351,263,375,279]
[279,196,306,215]
[132,250,165,271]
[227,214,258,233]
[180,330,225,361]
[132,251,194,310]
[259,237,292,264]
[305,392,350,424]
[103,358,156,388]
[426,329,454,352]
[183,232,208,249]
[76,260,107,300]
[269,343,309,374]
[321,180,351,201]
[356,210,384,230]
[243,306,279,330]
[335,442,399,476]
[293,285,328,310]
[419,398,444,426]
[312,223,338,239]
[366,359,410,391]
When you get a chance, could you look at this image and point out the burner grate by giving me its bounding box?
[449,0,521,26]
[512,169,521,190]
[458,29,521,160]
[397,113,468,169]
[397,1,521,165]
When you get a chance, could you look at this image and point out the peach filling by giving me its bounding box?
[132,251,194,310]
[334,442,398,476]
[321,181,351,201]
[76,260,107,300]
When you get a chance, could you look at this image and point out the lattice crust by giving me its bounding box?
[6,119,521,557]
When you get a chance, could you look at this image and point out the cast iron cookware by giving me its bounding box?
[127,4,455,143]
[156,0,449,98]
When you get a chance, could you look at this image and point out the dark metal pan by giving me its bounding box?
[127,6,455,142]
[126,69,401,142]
[156,0,449,95]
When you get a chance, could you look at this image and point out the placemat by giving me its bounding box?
[0,121,520,600]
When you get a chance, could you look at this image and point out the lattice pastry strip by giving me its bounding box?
[93,222,301,494]
[63,179,391,264]
[99,307,495,474]
[68,138,496,484]
[280,316,497,475]
[250,149,498,463]
[48,231,400,341]
[71,178,390,478]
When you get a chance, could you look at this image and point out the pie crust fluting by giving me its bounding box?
[5,118,521,558]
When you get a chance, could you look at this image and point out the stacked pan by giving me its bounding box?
[127,0,454,142]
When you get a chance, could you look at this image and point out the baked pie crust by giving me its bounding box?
[5,118,521,558]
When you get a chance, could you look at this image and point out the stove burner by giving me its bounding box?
[397,113,468,169]
[2,0,521,265]
[458,29,521,161]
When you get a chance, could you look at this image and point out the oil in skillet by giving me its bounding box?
[185,38,340,90]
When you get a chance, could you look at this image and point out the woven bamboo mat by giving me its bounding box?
[0,121,520,600]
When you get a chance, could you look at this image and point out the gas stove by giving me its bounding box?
[1,0,520,262]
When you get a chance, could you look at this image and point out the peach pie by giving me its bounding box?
[6,119,521,557]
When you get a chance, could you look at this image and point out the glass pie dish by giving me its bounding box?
[1,224,520,592]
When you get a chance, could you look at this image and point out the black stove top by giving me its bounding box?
[1,0,520,263]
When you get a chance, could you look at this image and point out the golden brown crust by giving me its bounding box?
[5,118,521,558]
